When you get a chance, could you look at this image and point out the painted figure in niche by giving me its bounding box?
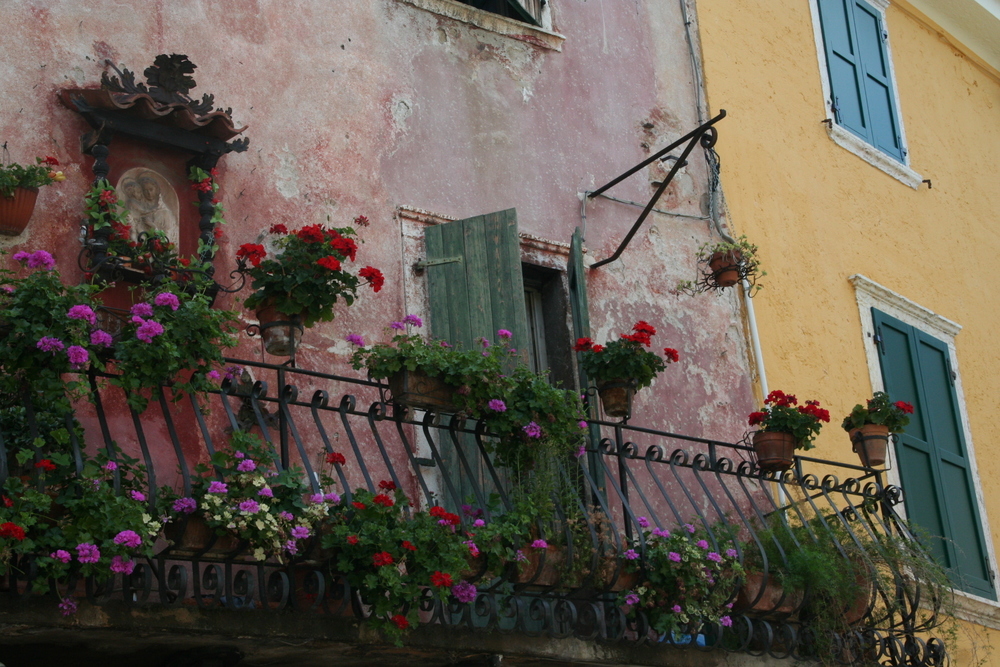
[116,168,180,246]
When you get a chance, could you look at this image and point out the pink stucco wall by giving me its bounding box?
[0,1,755,472]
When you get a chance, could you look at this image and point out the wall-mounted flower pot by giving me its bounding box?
[256,299,303,357]
[596,378,637,419]
[162,515,243,560]
[708,250,741,287]
[0,187,39,236]
[388,369,457,413]
[849,424,889,467]
[752,431,797,472]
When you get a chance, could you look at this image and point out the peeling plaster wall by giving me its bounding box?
[0,1,755,463]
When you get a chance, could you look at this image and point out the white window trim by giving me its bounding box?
[807,0,924,188]
[398,0,565,51]
[850,274,1000,624]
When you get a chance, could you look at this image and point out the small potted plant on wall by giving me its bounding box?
[747,390,830,472]
[0,155,64,236]
[675,235,765,297]
[238,219,384,356]
[574,321,679,420]
[841,392,913,467]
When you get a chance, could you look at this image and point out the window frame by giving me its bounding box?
[808,0,924,188]
[397,0,565,52]
[850,274,1000,617]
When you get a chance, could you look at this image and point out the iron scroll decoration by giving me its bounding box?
[62,54,249,293]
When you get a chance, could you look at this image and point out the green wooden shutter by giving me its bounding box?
[851,1,904,160]
[873,309,995,598]
[505,0,541,26]
[817,0,869,138]
[425,209,529,352]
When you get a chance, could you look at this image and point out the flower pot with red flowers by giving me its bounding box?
[675,235,765,297]
[239,218,384,356]
[841,391,913,467]
[575,321,680,420]
[0,155,64,236]
[747,390,830,472]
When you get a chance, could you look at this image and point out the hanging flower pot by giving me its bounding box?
[596,378,637,419]
[850,424,889,467]
[709,250,741,287]
[0,187,39,236]
[256,298,303,357]
[388,368,457,412]
[752,431,798,472]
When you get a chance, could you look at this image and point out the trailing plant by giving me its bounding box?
[748,389,830,450]
[841,391,914,433]
[574,321,679,389]
[238,218,384,327]
[108,280,239,412]
[0,155,64,198]
[675,235,765,297]
[159,431,336,562]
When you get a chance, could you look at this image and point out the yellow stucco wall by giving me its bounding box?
[696,0,1000,661]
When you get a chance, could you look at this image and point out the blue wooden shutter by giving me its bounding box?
[851,1,904,159]
[873,309,995,598]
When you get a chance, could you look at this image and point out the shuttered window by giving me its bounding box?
[455,0,542,26]
[816,0,905,161]
[873,308,995,599]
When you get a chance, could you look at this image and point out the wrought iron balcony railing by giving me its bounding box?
[0,358,949,666]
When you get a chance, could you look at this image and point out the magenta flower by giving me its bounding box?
[636,516,650,528]
[224,365,243,381]
[208,481,228,494]
[130,302,154,318]
[473,519,486,528]
[238,499,260,514]
[110,555,135,574]
[452,581,478,603]
[104,461,118,471]
[672,604,683,613]
[90,329,113,347]
[67,345,89,367]
[67,304,97,325]
[130,490,146,502]
[668,551,681,562]
[324,492,341,503]
[530,539,548,549]
[624,549,639,560]
[50,550,72,563]
[578,420,588,429]
[278,511,294,521]
[285,540,299,555]
[36,336,65,353]
[440,341,452,348]
[113,530,142,548]
[58,597,78,616]
[136,319,164,342]
[720,615,733,627]
[522,421,542,438]
[12,251,29,262]
[389,321,405,330]
[515,550,528,562]
[726,548,738,558]
[76,542,100,564]
[310,493,325,504]
[481,338,490,348]
[625,592,640,606]
[206,369,221,380]
[684,524,696,533]
[575,444,587,458]
[26,250,55,269]
[154,292,180,310]
[403,314,423,327]
[173,497,197,514]
[652,527,671,538]
[258,487,274,498]
[345,334,365,346]
[707,552,723,563]
[487,399,507,412]
[236,459,256,472]
[497,329,512,339]
[696,539,709,549]
[234,451,244,459]
[291,526,311,540]
[464,540,480,557]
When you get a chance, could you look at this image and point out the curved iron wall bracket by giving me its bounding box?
[588,110,726,269]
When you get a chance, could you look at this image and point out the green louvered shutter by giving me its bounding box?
[568,228,603,486]
[505,0,542,25]
[874,309,995,598]
[817,0,869,139]
[851,1,904,159]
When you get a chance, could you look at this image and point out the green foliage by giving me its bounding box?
[109,281,238,412]
[0,156,62,198]
[575,321,677,389]
[675,234,766,297]
[841,391,914,433]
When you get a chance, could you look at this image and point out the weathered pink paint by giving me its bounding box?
[1,2,754,494]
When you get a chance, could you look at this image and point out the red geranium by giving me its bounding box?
[42,156,59,166]
[347,535,359,545]
[373,551,394,567]
[430,571,453,588]
[573,337,593,352]
[373,493,394,507]
[894,401,914,414]
[296,224,327,243]
[352,502,367,510]
[591,344,605,353]
[237,243,266,267]
[354,215,370,227]
[99,189,118,205]
[401,540,417,552]
[269,223,288,234]
[1,495,12,508]
[317,256,342,272]
[191,179,213,193]
[359,266,384,292]
[663,347,680,363]
[378,480,397,491]
[0,522,26,541]
[391,614,409,630]
[633,321,656,336]
[326,451,347,465]
[330,237,358,262]
[35,459,56,472]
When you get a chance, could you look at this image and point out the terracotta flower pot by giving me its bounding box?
[736,571,803,615]
[596,378,637,419]
[512,545,564,587]
[388,369,457,412]
[255,299,303,357]
[708,250,741,287]
[0,187,39,236]
[849,424,889,467]
[162,515,243,559]
[752,431,798,472]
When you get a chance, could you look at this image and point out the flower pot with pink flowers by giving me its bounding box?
[841,391,913,467]
[747,390,830,472]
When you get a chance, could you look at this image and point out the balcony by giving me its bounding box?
[0,358,951,666]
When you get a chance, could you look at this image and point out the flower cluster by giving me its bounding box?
[239,220,383,327]
[841,391,914,434]
[748,390,830,450]
[0,155,64,198]
[575,321,679,390]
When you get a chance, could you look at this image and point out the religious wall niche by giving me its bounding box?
[60,54,248,312]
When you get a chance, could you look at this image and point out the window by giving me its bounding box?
[852,275,996,600]
[455,0,542,26]
[811,0,922,186]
